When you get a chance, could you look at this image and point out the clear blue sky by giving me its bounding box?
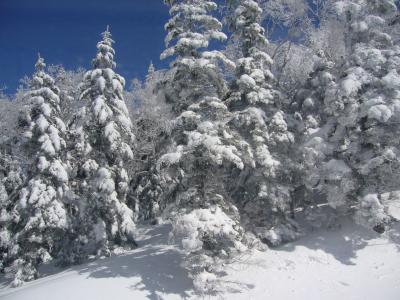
[0,0,173,94]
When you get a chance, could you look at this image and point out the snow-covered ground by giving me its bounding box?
[1,219,399,300]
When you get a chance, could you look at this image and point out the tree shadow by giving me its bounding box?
[0,224,194,299]
[215,279,255,295]
[75,224,194,300]
[278,217,397,265]
[0,275,11,289]
[387,221,400,251]
[75,224,257,299]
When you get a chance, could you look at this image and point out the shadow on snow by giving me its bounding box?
[278,217,400,265]
[76,224,194,300]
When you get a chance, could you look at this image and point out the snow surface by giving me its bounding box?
[0,219,399,300]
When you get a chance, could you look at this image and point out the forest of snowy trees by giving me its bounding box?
[1,0,400,292]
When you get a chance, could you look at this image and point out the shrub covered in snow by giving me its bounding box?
[170,205,245,293]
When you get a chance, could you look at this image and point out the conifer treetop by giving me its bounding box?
[226,0,276,109]
[148,61,155,74]
[92,26,116,69]
[24,55,64,158]
[31,55,59,94]
[228,0,268,57]
[146,61,156,83]
[77,27,134,163]
[161,0,227,60]
[35,53,46,73]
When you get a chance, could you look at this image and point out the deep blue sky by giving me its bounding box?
[0,0,172,94]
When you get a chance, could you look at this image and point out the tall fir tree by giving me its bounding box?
[69,27,137,258]
[0,179,8,271]
[225,0,298,245]
[139,0,246,291]
[0,153,25,275]
[3,56,70,286]
[145,61,156,84]
[295,51,344,227]
[160,0,234,113]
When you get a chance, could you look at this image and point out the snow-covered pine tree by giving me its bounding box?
[0,178,9,272]
[145,61,156,84]
[294,51,345,228]
[69,27,137,259]
[0,96,26,275]
[0,152,25,273]
[160,0,234,113]
[3,55,70,286]
[225,0,298,246]
[295,51,335,154]
[144,0,246,291]
[321,0,400,231]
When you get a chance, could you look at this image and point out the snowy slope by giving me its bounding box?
[1,220,399,300]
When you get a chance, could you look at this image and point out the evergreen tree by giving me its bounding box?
[145,61,156,84]
[160,0,234,113]
[143,0,246,291]
[0,96,26,276]
[0,152,25,273]
[312,0,400,231]
[4,55,70,286]
[295,51,345,227]
[225,0,298,246]
[0,178,9,271]
[69,27,137,258]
